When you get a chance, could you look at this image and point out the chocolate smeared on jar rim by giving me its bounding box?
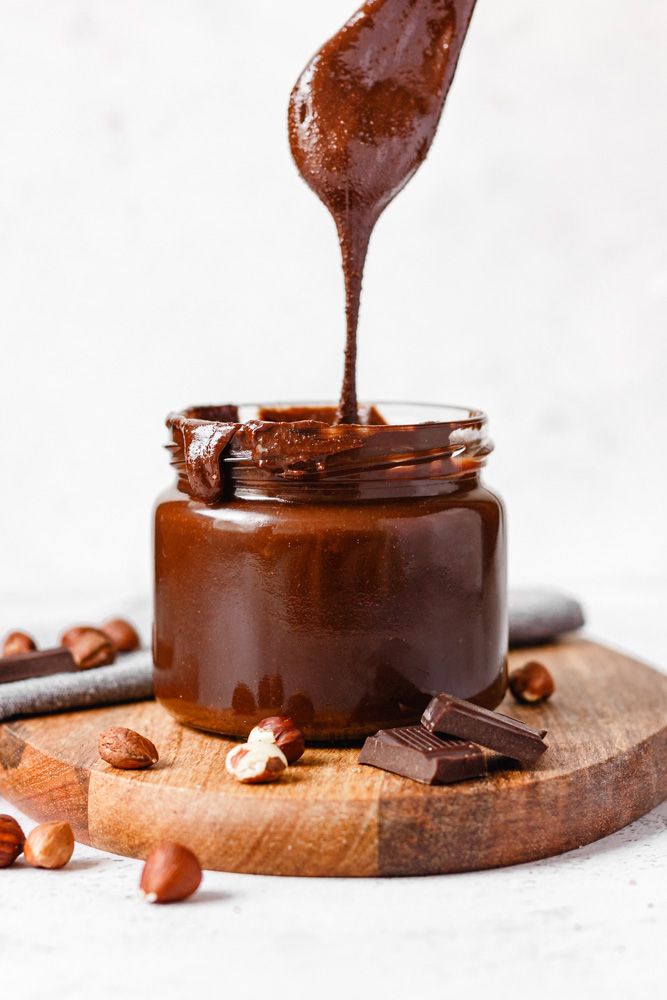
[166,402,493,504]
[289,0,478,423]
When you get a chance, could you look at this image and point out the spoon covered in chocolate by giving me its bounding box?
[288,0,477,423]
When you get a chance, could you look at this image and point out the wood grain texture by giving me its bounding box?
[0,639,665,876]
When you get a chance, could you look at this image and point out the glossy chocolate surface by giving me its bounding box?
[154,404,507,741]
[289,0,477,421]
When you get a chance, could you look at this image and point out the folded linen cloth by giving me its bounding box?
[0,650,153,723]
[0,590,584,723]
[508,589,585,646]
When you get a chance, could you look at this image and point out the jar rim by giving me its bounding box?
[173,400,487,430]
[166,401,491,504]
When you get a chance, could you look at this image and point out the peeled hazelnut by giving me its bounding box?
[2,631,37,657]
[0,814,26,868]
[102,618,141,654]
[61,627,115,669]
[98,726,159,770]
[140,843,202,903]
[226,742,288,783]
[509,661,555,705]
[248,715,305,764]
[24,821,74,869]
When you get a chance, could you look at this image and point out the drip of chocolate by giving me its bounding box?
[288,0,477,423]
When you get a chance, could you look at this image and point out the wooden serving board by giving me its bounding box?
[0,639,665,877]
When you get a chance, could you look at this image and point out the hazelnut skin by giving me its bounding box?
[248,716,305,763]
[98,727,159,770]
[102,618,141,654]
[0,814,26,868]
[24,821,75,869]
[61,627,115,669]
[509,661,555,704]
[60,625,92,647]
[140,843,202,903]
[2,631,37,656]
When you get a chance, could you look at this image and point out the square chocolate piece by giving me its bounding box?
[359,725,487,785]
[422,693,548,765]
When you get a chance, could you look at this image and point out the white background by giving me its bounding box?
[0,4,665,998]
[1,0,666,611]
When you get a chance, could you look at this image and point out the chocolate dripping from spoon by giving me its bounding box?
[288,0,477,423]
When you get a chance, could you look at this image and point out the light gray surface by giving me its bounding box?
[0,585,665,1000]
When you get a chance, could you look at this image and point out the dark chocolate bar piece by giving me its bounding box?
[359,725,487,785]
[0,647,77,685]
[422,693,548,764]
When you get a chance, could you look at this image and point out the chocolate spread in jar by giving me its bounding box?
[288,0,477,423]
[153,4,508,741]
[156,404,507,740]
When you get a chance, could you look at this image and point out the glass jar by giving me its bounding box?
[153,402,507,741]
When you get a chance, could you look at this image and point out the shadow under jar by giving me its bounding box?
[153,402,508,742]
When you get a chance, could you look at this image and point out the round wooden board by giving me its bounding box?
[1,639,666,877]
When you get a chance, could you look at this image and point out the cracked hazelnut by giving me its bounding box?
[2,631,37,656]
[61,627,115,669]
[226,742,288,783]
[24,821,74,869]
[509,661,555,704]
[140,843,202,903]
[248,715,305,763]
[102,618,141,654]
[98,726,159,770]
[0,814,25,868]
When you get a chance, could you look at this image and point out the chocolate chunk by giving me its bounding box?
[422,694,548,764]
[359,725,487,785]
[0,648,77,685]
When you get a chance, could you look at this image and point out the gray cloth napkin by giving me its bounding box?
[0,650,153,723]
[508,588,585,646]
[0,590,584,723]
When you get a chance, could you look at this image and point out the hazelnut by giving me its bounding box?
[61,627,115,669]
[509,660,555,704]
[24,821,74,869]
[140,843,202,903]
[98,726,159,770]
[248,715,305,763]
[226,742,288,784]
[60,625,92,646]
[2,631,37,657]
[0,814,26,868]
[102,618,141,654]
